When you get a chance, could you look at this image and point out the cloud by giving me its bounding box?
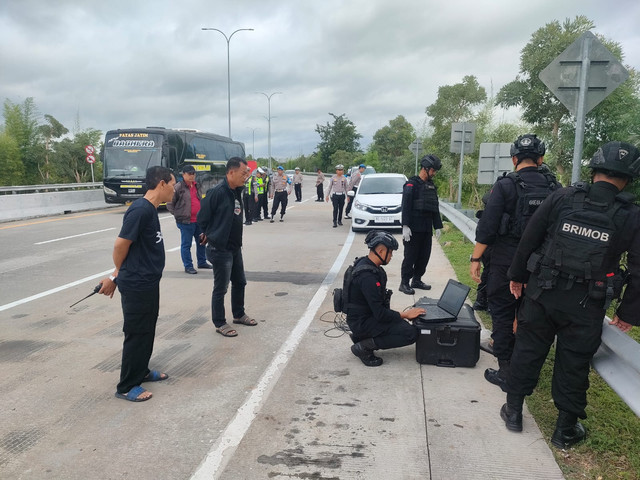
[1,0,639,159]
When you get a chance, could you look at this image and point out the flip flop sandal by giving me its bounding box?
[115,385,152,402]
[216,323,238,337]
[233,314,257,326]
[142,370,169,382]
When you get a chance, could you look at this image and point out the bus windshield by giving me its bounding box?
[103,132,163,178]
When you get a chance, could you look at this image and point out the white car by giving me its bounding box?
[350,173,406,232]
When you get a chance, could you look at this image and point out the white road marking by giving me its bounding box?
[0,269,114,312]
[190,230,355,480]
[34,228,116,245]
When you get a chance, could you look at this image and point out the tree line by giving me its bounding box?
[3,16,639,204]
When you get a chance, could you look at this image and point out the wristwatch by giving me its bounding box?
[109,274,116,282]
[469,255,481,263]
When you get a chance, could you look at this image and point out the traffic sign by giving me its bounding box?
[539,31,629,117]
[538,31,629,183]
[478,143,512,184]
[450,122,476,154]
[85,145,95,155]
[408,140,423,155]
[86,154,96,164]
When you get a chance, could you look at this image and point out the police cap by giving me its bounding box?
[420,154,442,171]
[335,164,344,170]
[365,230,399,251]
[510,134,545,158]
[589,141,640,179]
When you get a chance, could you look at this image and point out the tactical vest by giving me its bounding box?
[527,183,634,308]
[245,178,253,194]
[256,177,264,194]
[411,180,439,213]
[500,171,558,238]
[333,257,385,314]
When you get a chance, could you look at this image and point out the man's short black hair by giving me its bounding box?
[146,166,173,190]
[226,157,248,172]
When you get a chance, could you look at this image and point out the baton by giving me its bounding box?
[69,283,103,308]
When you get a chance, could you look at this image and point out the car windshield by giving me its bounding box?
[358,176,405,195]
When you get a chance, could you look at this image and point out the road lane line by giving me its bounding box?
[34,228,116,245]
[0,269,114,312]
[190,230,356,480]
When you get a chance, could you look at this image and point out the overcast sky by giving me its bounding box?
[1,0,639,160]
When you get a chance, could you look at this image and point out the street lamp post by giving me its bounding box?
[202,27,253,138]
[257,92,282,171]
[247,127,258,158]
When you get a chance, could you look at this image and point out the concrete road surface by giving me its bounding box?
[0,176,563,479]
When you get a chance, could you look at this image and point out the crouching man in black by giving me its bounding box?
[346,231,426,367]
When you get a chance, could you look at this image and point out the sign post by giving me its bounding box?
[85,145,96,183]
[539,31,629,183]
[409,139,423,176]
[450,122,476,208]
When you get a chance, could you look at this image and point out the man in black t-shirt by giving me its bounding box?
[198,157,259,337]
[99,166,176,402]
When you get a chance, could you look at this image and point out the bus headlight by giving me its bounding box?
[103,186,116,195]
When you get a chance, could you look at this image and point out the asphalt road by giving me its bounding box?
[0,176,563,479]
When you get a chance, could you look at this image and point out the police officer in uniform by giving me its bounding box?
[254,167,267,221]
[243,170,257,225]
[293,167,304,202]
[326,164,349,227]
[500,141,640,448]
[315,168,325,201]
[345,231,426,367]
[345,163,365,219]
[399,154,444,295]
[470,134,560,388]
[269,165,291,222]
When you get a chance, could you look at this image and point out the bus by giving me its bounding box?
[101,127,245,204]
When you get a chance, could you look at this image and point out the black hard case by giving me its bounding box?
[414,304,480,367]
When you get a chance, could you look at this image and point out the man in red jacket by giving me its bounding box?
[167,165,212,274]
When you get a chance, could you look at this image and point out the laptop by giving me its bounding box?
[414,279,471,323]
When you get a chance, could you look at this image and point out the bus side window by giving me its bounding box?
[167,146,178,171]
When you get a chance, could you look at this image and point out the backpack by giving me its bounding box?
[502,171,559,238]
[528,183,635,307]
[333,257,382,313]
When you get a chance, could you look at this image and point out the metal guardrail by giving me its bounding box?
[439,201,640,416]
[0,182,102,194]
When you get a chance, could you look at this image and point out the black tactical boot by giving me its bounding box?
[551,410,586,449]
[399,282,415,295]
[485,359,510,388]
[350,338,383,367]
[473,295,488,311]
[500,393,524,432]
[410,278,431,290]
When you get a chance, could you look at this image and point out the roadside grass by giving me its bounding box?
[437,221,640,480]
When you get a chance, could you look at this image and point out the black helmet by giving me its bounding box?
[510,134,546,158]
[420,154,442,171]
[365,230,398,251]
[589,141,640,179]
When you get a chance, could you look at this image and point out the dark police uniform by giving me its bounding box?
[506,181,640,420]
[400,175,443,286]
[347,256,418,349]
[475,166,559,365]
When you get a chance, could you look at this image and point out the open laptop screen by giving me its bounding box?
[437,279,471,316]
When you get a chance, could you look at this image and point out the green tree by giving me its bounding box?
[315,113,362,170]
[0,132,24,185]
[37,114,69,183]
[496,15,640,183]
[54,129,103,183]
[424,75,487,202]
[371,115,415,175]
[2,97,40,183]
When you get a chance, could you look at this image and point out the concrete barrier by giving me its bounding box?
[0,189,115,222]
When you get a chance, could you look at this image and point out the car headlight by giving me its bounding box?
[103,186,116,195]
[353,200,369,211]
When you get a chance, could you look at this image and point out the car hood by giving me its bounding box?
[355,193,402,206]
